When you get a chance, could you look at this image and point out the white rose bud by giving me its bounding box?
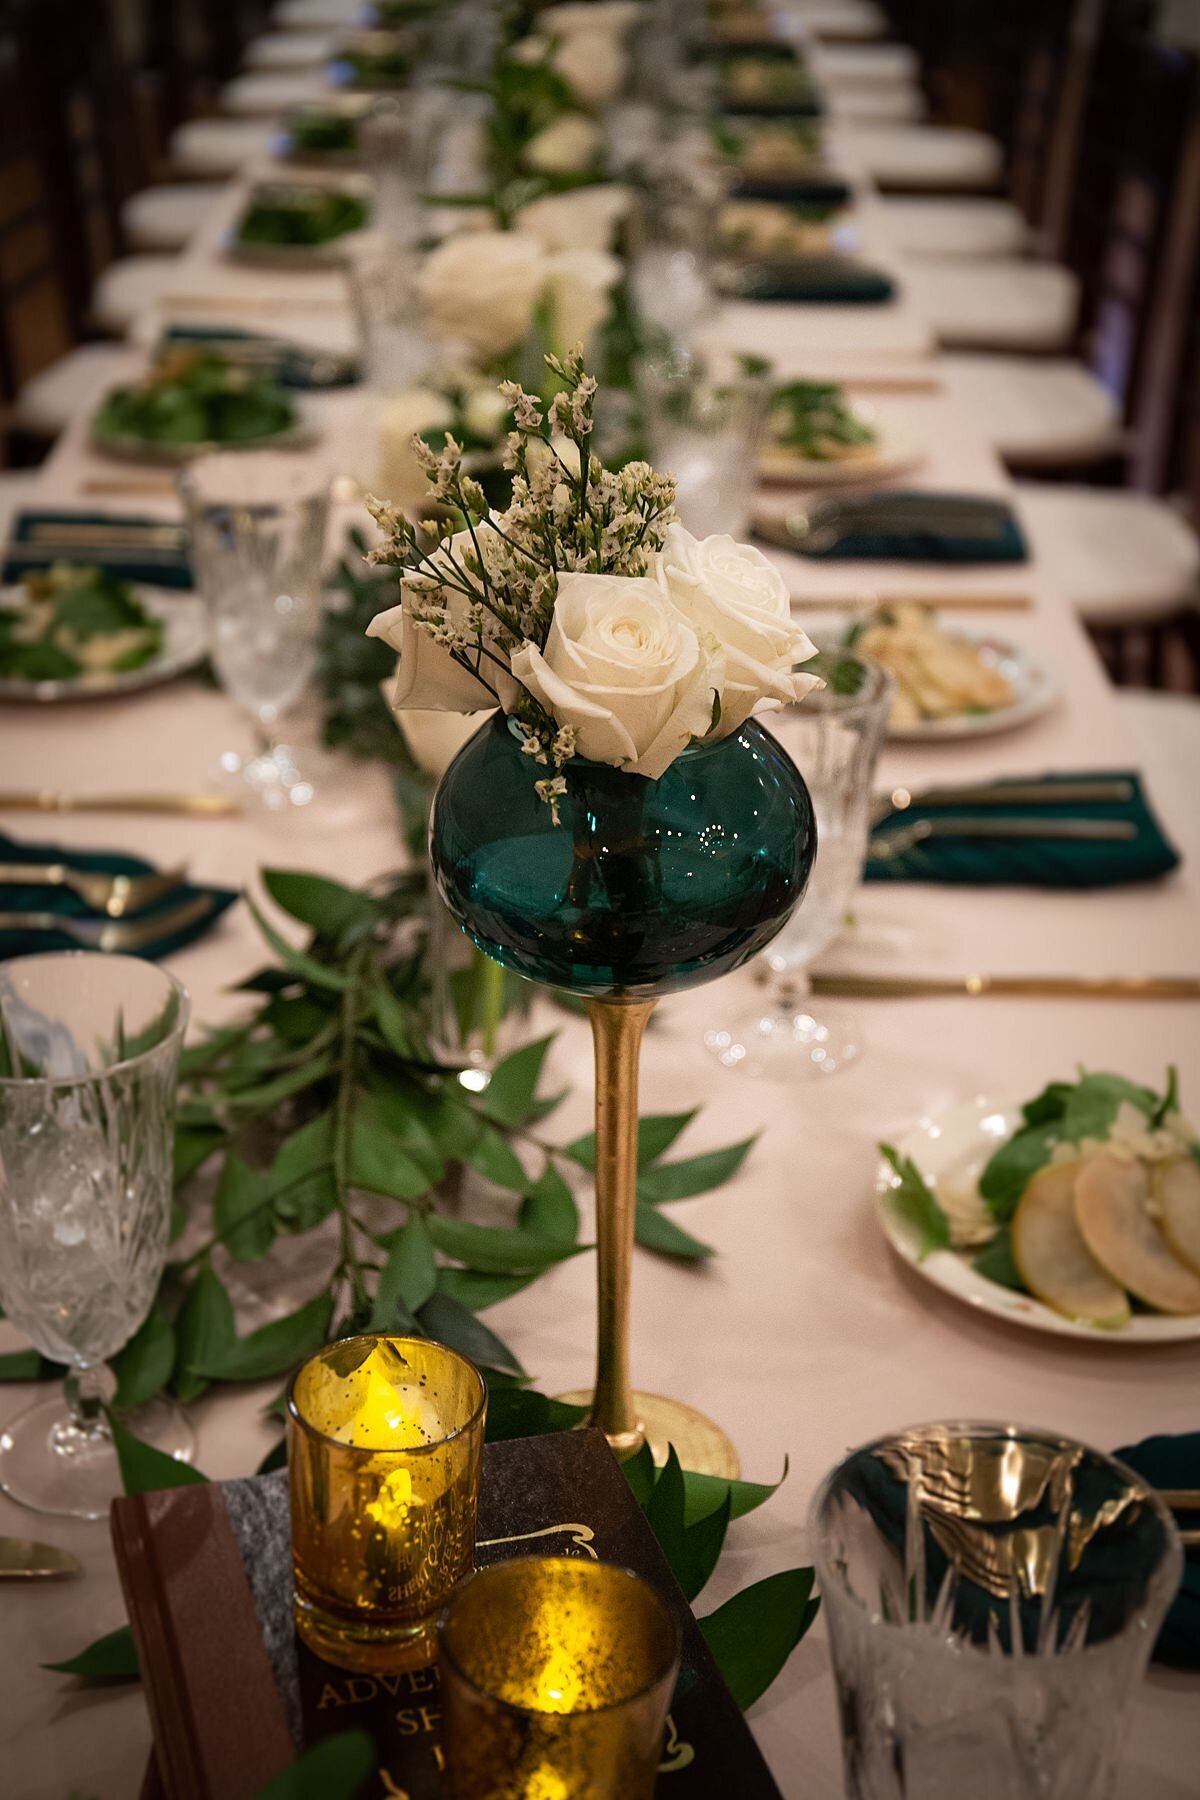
[516,184,632,254]
[510,571,722,779]
[655,524,822,733]
[523,114,602,176]
[417,230,544,359]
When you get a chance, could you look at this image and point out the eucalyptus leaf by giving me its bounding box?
[196,1292,334,1383]
[637,1136,756,1204]
[112,1310,175,1410]
[109,1413,208,1493]
[251,1729,376,1800]
[699,1568,818,1711]
[44,1623,140,1683]
[263,869,380,942]
[634,1200,714,1260]
[417,1291,525,1378]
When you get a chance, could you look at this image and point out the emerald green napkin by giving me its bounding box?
[865,771,1180,887]
[737,257,894,303]
[804,492,1028,562]
[161,326,359,390]
[0,831,237,962]
[731,176,853,207]
[3,512,192,589]
[1115,1431,1199,1669]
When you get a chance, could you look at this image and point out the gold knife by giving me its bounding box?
[811,973,1200,1000]
[0,1536,83,1580]
[0,791,242,818]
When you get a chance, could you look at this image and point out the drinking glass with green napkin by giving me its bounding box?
[0,831,237,961]
[866,771,1180,886]
[1116,1432,1199,1669]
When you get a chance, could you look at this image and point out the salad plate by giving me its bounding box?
[0,574,207,703]
[226,181,370,269]
[849,609,1059,742]
[876,1090,1200,1344]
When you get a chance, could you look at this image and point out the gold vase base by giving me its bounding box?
[294,1602,438,1674]
[556,1390,741,1480]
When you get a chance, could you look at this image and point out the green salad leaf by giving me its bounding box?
[287,109,360,154]
[93,350,296,448]
[880,1144,950,1258]
[237,184,368,247]
[769,380,877,459]
[0,566,164,682]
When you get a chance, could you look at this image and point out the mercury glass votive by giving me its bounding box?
[287,1334,486,1672]
[438,1556,682,1800]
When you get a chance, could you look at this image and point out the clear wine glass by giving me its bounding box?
[639,348,769,538]
[704,646,892,1077]
[0,953,192,1518]
[182,453,331,810]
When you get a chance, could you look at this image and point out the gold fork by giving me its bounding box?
[0,862,187,919]
[868,816,1137,860]
[0,893,218,951]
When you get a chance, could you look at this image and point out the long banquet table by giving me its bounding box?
[2,40,1199,1800]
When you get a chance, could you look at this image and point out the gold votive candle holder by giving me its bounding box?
[437,1556,682,1800]
[287,1333,486,1673]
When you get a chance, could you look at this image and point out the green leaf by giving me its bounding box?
[644,1443,687,1563]
[270,1113,337,1232]
[1151,1065,1180,1129]
[427,1216,581,1276]
[435,1266,540,1311]
[172,1264,236,1403]
[484,1387,587,1441]
[417,1291,525,1378]
[1020,1080,1073,1127]
[972,1226,1025,1293]
[623,1441,657,1507]
[680,1460,788,1528]
[0,1347,62,1381]
[112,1310,175,1410]
[109,1413,208,1493]
[479,1035,557,1127]
[44,1624,140,1683]
[676,1489,732,1603]
[978,1125,1056,1222]
[567,1110,699,1171]
[634,1200,714,1260]
[263,868,379,941]
[520,1163,579,1245]
[879,1144,951,1256]
[246,896,351,994]
[467,1124,529,1192]
[371,1215,437,1324]
[349,1094,438,1200]
[371,979,425,1061]
[174,1123,224,1186]
[251,1729,376,1800]
[637,1136,757,1204]
[699,1568,818,1711]
[196,1292,334,1383]
[1060,1071,1158,1143]
[214,1154,276,1263]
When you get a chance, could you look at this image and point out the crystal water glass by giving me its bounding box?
[183,453,331,810]
[0,953,191,1518]
[629,182,720,356]
[810,1422,1183,1800]
[639,350,768,538]
[705,647,891,1076]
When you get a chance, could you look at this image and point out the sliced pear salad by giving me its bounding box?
[849,603,1015,729]
[713,118,824,181]
[883,1069,1200,1328]
[0,566,164,682]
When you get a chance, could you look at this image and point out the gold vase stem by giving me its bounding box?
[584,997,656,1460]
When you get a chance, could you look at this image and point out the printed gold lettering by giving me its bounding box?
[317,1683,344,1710]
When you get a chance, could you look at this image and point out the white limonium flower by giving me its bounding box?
[655,524,822,733]
[511,572,722,780]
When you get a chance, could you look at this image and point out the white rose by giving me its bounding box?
[544,247,622,349]
[510,570,721,779]
[655,524,821,733]
[551,30,626,108]
[374,387,453,517]
[393,707,493,778]
[417,231,543,359]
[524,113,602,175]
[540,3,642,41]
[516,184,631,253]
[463,383,512,441]
[367,527,520,714]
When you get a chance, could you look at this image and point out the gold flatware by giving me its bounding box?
[810,973,1200,1000]
[0,892,219,952]
[39,500,182,522]
[0,791,241,818]
[0,862,187,918]
[868,816,1137,861]
[790,592,1034,611]
[875,779,1134,823]
[838,375,945,394]
[160,293,348,315]
[1157,1489,1200,1510]
[0,1536,83,1580]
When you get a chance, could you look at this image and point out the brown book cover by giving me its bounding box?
[112,1429,785,1800]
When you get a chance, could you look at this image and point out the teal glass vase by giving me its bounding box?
[429,713,816,1001]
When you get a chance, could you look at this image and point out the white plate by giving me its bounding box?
[759,416,924,487]
[0,587,207,703]
[884,627,1059,742]
[876,1094,1200,1344]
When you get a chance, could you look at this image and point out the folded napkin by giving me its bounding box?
[1115,1431,1199,1669]
[722,97,825,119]
[0,831,237,962]
[802,491,1028,563]
[736,257,895,303]
[731,176,854,207]
[161,326,359,390]
[865,771,1180,887]
[3,512,193,590]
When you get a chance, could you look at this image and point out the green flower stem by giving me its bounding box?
[333,944,370,1312]
[478,951,506,1060]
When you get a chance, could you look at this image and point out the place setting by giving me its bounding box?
[2,1,1199,1797]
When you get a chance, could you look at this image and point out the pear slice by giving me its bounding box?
[1156,1156,1200,1277]
[1075,1153,1200,1315]
[1012,1161,1130,1328]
